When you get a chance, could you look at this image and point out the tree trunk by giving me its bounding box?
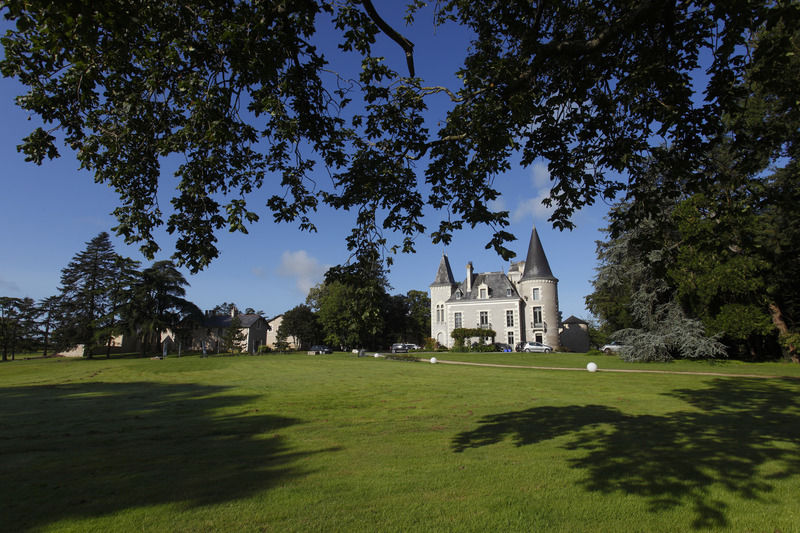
[769,301,797,361]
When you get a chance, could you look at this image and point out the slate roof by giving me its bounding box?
[431,253,457,286]
[203,313,267,329]
[520,225,557,281]
[447,271,520,302]
[563,315,588,325]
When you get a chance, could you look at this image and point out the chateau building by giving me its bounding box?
[430,225,561,349]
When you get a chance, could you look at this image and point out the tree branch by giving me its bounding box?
[361,0,416,77]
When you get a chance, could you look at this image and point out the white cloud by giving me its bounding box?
[251,266,267,279]
[530,161,551,189]
[513,190,554,222]
[512,162,555,222]
[277,250,328,295]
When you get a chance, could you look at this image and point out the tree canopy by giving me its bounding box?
[587,144,799,360]
[2,1,796,271]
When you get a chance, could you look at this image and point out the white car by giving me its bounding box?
[521,341,553,353]
[600,342,628,354]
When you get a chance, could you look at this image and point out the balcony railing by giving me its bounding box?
[531,321,544,329]
[477,322,493,329]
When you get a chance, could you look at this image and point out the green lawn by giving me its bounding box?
[2,353,799,532]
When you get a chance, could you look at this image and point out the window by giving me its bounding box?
[480,288,487,299]
[454,312,462,329]
[533,307,543,328]
[506,288,513,297]
[535,333,543,343]
[507,331,515,345]
[455,290,462,300]
[532,288,540,301]
[480,311,489,326]
[436,304,444,323]
[506,310,514,327]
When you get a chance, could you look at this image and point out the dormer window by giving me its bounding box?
[479,288,487,299]
[455,289,462,300]
[506,288,512,297]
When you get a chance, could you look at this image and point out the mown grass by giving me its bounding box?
[431,350,800,377]
[2,352,799,532]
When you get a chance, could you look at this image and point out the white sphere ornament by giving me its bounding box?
[430,357,438,364]
[586,362,598,372]
[374,353,380,358]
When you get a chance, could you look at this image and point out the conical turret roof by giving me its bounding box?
[431,253,457,286]
[520,225,557,281]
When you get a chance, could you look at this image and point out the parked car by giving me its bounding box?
[521,341,553,353]
[515,342,526,352]
[493,342,513,352]
[391,343,408,353]
[600,341,628,354]
[404,343,420,351]
[309,345,333,354]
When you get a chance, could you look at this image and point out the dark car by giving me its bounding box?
[390,343,408,353]
[310,345,333,354]
[494,342,513,352]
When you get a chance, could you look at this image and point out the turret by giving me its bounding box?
[517,225,560,348]
[430,254,458,347]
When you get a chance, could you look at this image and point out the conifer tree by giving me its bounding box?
[36,296,59,356]
[0,296,37,361]
[55,232,123,358]
[128,260,199,356]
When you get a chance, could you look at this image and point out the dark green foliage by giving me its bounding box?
[211,302,238,316]
[315,250,389,350]
[469,343,498,353]
[0,296,37,361]
[384,353,419,362]
[128,260,200,357]
[450,327,496,351]
[54,232,125,357]
[587,172,727,362]
[589,145,799,360]
[99,256,140,358]
[2,1,796,270]
[221,315,247,354]
[382,290,431,346]
[36,296,60,356]
[304,257,428,350]
[277,305,321,351]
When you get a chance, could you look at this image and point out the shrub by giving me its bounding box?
[470,343,497,352]
[385,353,419,362]
[451,328,496,351]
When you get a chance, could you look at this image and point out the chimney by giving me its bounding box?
[466,262,473,293]
[231,305,238,318]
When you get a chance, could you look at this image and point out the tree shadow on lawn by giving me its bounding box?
[452,378,800,529]
[0,381,335,531]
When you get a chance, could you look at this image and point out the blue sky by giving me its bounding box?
[0,4,613,321]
